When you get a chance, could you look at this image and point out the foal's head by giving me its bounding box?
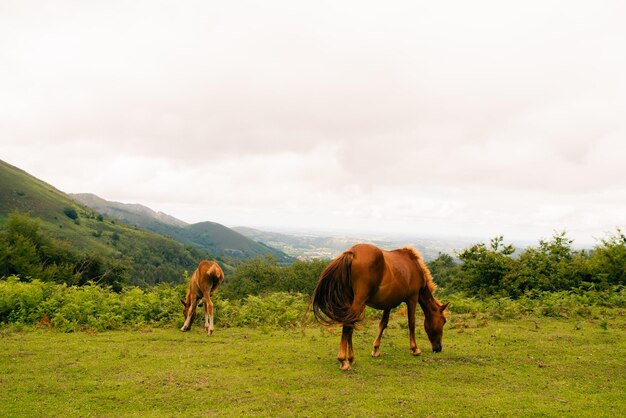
[180,298,192,319]
[423,302,450,353]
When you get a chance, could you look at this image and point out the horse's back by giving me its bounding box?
[349,243,384,261]
[348,243,386,281]
[196,260,224,285]
[384,249,423,284]
[350,245,424,309]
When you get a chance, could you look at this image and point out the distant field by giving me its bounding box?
[1,316,625,417]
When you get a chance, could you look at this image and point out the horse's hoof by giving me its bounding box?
[339,361,351,371]
[411,347,422,356]
[371,349,381,357]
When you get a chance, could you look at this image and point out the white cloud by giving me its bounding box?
[1,0,625,245]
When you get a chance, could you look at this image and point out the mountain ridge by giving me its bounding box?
[71,193,293,262]
[71,193,188,227]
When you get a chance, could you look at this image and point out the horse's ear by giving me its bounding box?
[440,302,450,312]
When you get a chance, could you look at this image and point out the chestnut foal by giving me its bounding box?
[180,260,224,335]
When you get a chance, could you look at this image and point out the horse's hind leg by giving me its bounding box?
[337,325,354,371]
[204,296,214,336]
[371,309,391,357]
[407,298,422,356]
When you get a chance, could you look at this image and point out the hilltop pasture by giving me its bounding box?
[1,313,625,417]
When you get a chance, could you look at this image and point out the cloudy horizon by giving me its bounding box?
[2,1,625,246]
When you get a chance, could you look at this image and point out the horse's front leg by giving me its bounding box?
[337,325,354,371]
[407,299,422,356]
[372,309,391,357]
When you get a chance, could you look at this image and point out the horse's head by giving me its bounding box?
[424,301,449,353]
[181,299,190,319]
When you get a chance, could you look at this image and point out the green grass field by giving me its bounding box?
[1,315,625,417]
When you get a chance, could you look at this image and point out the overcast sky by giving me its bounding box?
[1,0,625,245]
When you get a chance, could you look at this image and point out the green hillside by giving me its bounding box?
[71,193,293,263]
[184,221,292,262]
[70,193,187,228]
[0,159,213,286]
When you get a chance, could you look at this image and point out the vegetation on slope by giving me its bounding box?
[0,160,213,286]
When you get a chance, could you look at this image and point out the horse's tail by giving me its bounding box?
[311,251,361,327]
[206,262,224,295]
[207,262,224,281]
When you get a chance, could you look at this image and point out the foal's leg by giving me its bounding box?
[199,285,215,336]
[202,297,209,333]
[205,296,214,336]
[371,309,391,357]
[337,325,354,371]
[407,299,422,356]
[181,298,197,332]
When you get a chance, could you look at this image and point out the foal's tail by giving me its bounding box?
[207,262,224,295]
[311,251,361,327]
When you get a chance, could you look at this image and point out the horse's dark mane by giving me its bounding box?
[400,247,438,294]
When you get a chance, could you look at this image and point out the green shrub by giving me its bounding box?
[63,207,78,220]
[213,292,308,328]
[588,229,626,286]
[0,278,310,331]
[1,277,624,332]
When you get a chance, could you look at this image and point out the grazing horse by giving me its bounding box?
[311,243,449,370]
[180,260,224,335]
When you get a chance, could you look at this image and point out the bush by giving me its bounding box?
[455,236,517,296]
[2,276,624,332]
[63,207,78,220]
[0,277,309,331]
[441,231,625,297]
[588,229,626,286]
[220,256,327,299]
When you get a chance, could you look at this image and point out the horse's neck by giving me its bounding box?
[418,286,438,316]
[186,274,200,299]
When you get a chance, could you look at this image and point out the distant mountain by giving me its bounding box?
[72,194,293,263]
[233,226,473,260]
[71,193,187,227]
[0,159,210,285]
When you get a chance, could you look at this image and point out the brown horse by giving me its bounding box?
[311,243,449,370]
[180,260,224,335]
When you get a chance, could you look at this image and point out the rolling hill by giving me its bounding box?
[71,193,293,262]
[0,159,213,285]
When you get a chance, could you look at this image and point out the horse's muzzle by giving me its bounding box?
[432,345,442,353]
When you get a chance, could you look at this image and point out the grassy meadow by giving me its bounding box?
[1,313,625,417]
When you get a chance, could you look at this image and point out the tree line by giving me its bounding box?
[429,231,625,297]
[220,230,625,299]
[1,211,624,299]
